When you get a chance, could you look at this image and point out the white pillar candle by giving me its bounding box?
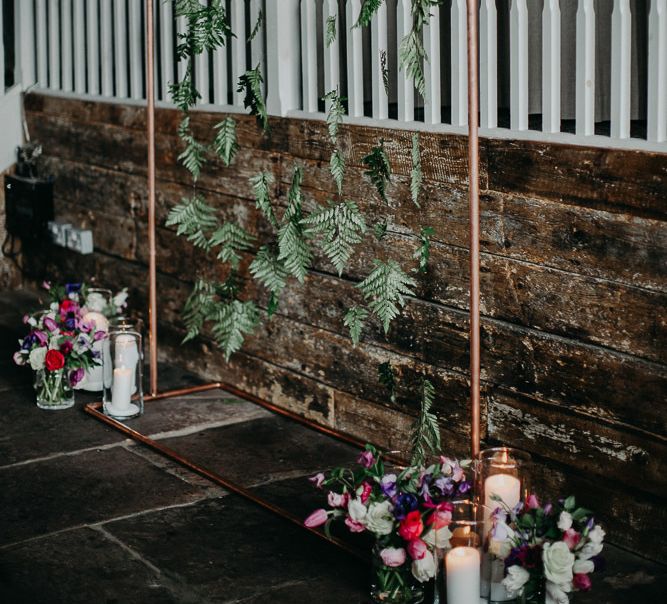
[483,473,521,534]
[111,367,133,411]
[445,546,481,604]
[114,334,139,394]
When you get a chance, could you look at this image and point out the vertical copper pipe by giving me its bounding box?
[466,0,481,459]
[145,0,158,396]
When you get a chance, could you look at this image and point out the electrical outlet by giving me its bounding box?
[66,228,94,255]
[47,221,72,247]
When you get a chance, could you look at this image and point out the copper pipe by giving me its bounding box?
[466,0,481,459]
[145,0,158,397]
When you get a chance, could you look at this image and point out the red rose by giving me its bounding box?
[59,299,76,314]
[399,510,424,541]
[45,350,65,372]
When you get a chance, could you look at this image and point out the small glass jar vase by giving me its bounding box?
[84,287,113,313]
[370,543,425,604]
[34,368,75,410]
[103,330,143,420]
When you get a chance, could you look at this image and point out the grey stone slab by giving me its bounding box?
[159,415,359,488]
[0,446,205,546]
[104,495,368,603]
[0,527,179,604]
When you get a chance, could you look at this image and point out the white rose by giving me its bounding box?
[557,511,573,531]
[542,542,574,585]
[50,302,59,312]
[347,498,367,524]
[545,580,572,604]
[411,550,436,582]
[488,537,512,559]
[113,290,128,309]
[365,501,394,536]
[588,525,605,544]
[29,347,47,371]
[573,559,594,574]
[422,526,453,549]
[86,292,107,312]
[578,541,603,560]
[502,565,530,596]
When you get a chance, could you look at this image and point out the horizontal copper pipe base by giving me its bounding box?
[85,382,367,560]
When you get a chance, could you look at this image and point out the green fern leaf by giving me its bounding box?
[380,49,390,96]
[277,221,312,283]
[250,245,289,295]
[302,200,366,275]
[323,90,345,144]
[169,73,200,111]
[355,0,383,28]
[373,221,388,241]
[410,132,422,207]
[250,171,278,227]
[410,378,441,466]
[357,259,416,333]
[181,278,215,342]
[284,166,304,221]
[413,226,434,274]
[213,117,239,166]
[211,299,260,361]
[247,7,263,42]
[238,65,268,131]
[209,222,256,269]
[399,29,426,97]
[362,142,391,204]
[326,15,337,47]
[175,0,232,58]
[177,129,207,181]
[344,306,368,346]
[166,195,218,250]
[330,149,345,195]
[378,361,396,403]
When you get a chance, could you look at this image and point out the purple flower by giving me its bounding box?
[586,517,595,531]
[435,476,454,496]
[33,330,48,346]
[43,317,58,332]
[419,474,432,498]
[93,330,107,341]
[543,503,553,515]
[65,283,82,294]
[80,320,94,334]
[393,493,418,520]
[457,480,472,494]
[64,317,77,330]
[357,450,375,468]
[380,474,397,498]
[69,367,85,386]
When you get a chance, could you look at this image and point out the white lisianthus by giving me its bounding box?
[542,541,575,585]
[365,501,394,536]
[29,347,47,371]
[557,511,573,531]
[578,541,603,560]
[488,537,512,559]
[113,289,129,311]
[50,302,59,312]
[86,292,107,312]
[411,550,436,582]
[588,525,605,544]
[347,498,367,524]
[573,559,594,574]
[545,580,572,604]
[422,525,453,549]
[502,565,530,596]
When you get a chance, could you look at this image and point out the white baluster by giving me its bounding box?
[451,0,467,126]
[212,34,228,105]
[542,0,560,133]
[480,0,497,128]
[346,0,364,117]
[397,0,413,122]
[301,0,319,112]
[176,15,187,82]
[423,3,440,124]
[160,0,174,101]
[114,0,128,98]
[129,0,143,100]
[575,0,595,136]
[610,0,631,139]
[73,0,85,93]
[0,1,3,94]
[510,0,528,130]
[648,0,667,142]
[371,1,389,119]
[16,0,36,88]
[85,0,99,94]
[100,0,113,96]
[48,0,60,89]
[36,0,47,88]
[323,0,340,110]
[61,0,73,92]
[231,0,246,105]
[196,51,210,105]
[249,0,265,97]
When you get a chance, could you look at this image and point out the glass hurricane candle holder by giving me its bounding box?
[84,287,113,313]
[103,329,143,420]
[477,448,531,603]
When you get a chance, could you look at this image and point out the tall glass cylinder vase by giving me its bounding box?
[34,368,75,410]
[477,448,531,603]
[103,330,143,420]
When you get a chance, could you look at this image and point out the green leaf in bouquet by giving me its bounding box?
[563,495,576,511]
[572,507,593,522]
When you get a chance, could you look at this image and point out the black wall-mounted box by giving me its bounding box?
[4,174,54,243]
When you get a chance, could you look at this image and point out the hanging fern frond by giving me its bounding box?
[326,15,337,47]
[344,306,368,347]
[284,165,304,221]
[380,49,390,96]
[238,65,268,131]
[357,259,416,333]
[175,0,232,59]
[399,30,426,97]
[355,0,383,28]
[330,149,345,195]
[378,361,396,403]
[250,171,277,227]
[209,222,256,269]
[177,128,208,181]
[410,378,441,466]
[278,167,311,282]
[247,7,264,42]
[373,220,388,241]
[362,142,391,204]
[211,299,260,361]
[250,245,289,297]
[410,132,422,207]
[213,117,239,166]
[166,195,218,250]
[323,89,345,144]
[413,226,434,274]
[181,278,216,342]
[169,73,200,111]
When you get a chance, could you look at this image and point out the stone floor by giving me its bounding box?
[0,290,665,603]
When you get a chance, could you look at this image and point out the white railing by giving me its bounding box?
[6,0,667,152]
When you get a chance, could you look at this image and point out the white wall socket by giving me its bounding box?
[47,221,94,255]
[48,221,71,247]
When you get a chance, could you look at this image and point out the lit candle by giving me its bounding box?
[114,334,139,394]
[111,367,133,411]
[483,473,521,531]
[445,546,481,604]
[450,526,480,549]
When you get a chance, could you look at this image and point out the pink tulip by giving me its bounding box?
[357,450,375,468]
[573,573,592,591]
[407,539,428,560]
[304,509,328,528]
[380,547,407,567]
[526,494,540,509]
[43,317,58,332]
[309,472,325,488]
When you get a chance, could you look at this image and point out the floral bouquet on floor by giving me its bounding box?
[44,281,129,320]
[13,295,103,409]
[492,494,605,604]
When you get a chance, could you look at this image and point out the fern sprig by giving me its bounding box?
[238,65,268,131]
[323,90,345,144]
[209,222,256,269]
[355,0,383,28]
[166,195,218,250]
[330,149,345,196]
[410,378,441,466]
[362,142,392,205]
[326,15,337,47]
[250,245,289,298]
[211,299,260,360]
[413,226,434,274]
[213,117,239,167]
[344,306,368,346]
[278,167,312,282]
[250,171,277,227]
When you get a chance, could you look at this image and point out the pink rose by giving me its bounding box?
[380,547,407,567]
[526,494,540,509]
[428,509,452,529]
[357,450,375,468]
[304,509,328,528]
[563,528,581,550]
[13,352,25,366]
[573,573,592,591]
[327,491,349,508]
[309,472,325,488]
[345,517,366,533]
[399,511,424,541]
[359,481,372,504]
[407,538,428,560]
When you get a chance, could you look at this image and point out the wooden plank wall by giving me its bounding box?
[21,92,667,559]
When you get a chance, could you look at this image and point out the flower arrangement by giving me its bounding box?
[491,494,605,604]
[43,281,129,319]
[305,445,471,603]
